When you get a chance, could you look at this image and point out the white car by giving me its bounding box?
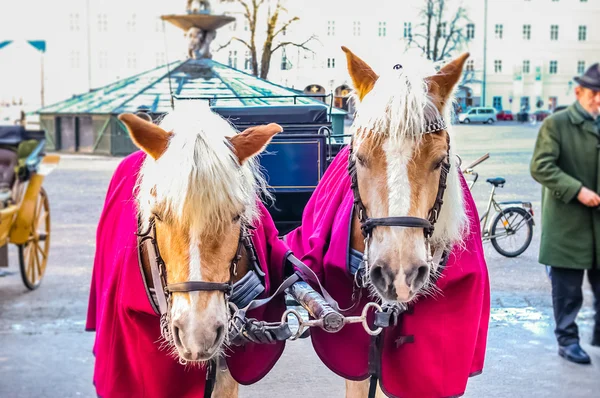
[458,107,497,124]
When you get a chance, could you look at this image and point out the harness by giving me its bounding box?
[136,216,292,397]
[347,116,452,397]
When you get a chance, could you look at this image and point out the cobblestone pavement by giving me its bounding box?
[0,122,598,397]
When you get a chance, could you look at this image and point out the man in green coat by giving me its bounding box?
[530,63,600,365]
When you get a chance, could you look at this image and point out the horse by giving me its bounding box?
[86,101,293,398]
[285,47,490,397]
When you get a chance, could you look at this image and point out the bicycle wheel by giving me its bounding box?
[490,207,533,257]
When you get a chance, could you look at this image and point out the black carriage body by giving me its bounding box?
[212,104,343,235]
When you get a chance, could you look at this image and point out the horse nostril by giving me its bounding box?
[369,261,396,299]
[408,265,429,289]
[173,325,183,348]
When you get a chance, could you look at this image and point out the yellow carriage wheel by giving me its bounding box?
[18,187,50,290]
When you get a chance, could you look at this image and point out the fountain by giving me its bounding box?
[161,0,235,59]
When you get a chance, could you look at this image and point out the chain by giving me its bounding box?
[281,301,383,340]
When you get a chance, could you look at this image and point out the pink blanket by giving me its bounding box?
[86,151,290,397]
[286,146,490,398]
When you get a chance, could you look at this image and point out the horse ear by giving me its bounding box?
[228,123,282,164]
[426,52,470,110]
[341,46,379,101]
[118,113,171,160]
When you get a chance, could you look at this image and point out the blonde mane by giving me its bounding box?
[135,101,268,235]
[351,57,467,251]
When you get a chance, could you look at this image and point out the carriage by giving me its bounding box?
[208,100,346,235]
[0,125,59,290]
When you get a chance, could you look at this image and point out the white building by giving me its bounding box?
[0,0,598,116]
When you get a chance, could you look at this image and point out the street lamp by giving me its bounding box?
[482,0,488,107]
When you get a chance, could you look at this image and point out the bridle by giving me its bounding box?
[348,116,451,279]
[136,215,265,344]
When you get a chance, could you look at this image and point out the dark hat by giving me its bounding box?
[574,63,600,91]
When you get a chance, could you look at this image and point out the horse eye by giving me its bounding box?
[233,214,241,223]
[356,154,367,167]
[393,64,402,70]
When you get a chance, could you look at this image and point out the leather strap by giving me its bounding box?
[167,281,232,293]
[362,216,432,235]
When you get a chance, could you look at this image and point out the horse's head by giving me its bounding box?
[343,46,468,303]
[119,103,281,362]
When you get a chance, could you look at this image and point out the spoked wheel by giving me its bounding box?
[18,187,50,290]
[490,207,533,257]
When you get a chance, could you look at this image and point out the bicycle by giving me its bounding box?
[462,153,535,257]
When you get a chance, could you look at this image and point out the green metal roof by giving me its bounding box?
[37,58,345,115]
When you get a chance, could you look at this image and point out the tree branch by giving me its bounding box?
[274,16,299,38]
[271,36,316,54]
[217,37,252,52]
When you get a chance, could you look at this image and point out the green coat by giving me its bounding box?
[530,103,600,269]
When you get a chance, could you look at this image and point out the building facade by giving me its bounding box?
[0,0,598,116]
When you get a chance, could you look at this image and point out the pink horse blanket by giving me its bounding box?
[86,151,290,398]
[286,146,490,398]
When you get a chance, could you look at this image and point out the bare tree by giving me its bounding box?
[409,0,471,62]
[218,0,315,79]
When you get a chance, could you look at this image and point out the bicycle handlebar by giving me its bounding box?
[462,153,490,172]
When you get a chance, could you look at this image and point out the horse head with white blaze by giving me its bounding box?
[119,102,282,363]
[343,46,469,303]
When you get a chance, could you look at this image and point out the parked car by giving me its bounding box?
[496,110,514,121]
[532,110,551,121]
[458,107,498,124]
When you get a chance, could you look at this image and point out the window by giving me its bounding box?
[523,24,531,40]
[244,51,252,71]
[521,97,530,110]
[230,21,237,31]
[244,21,249,31]
[281,51,290,70]
[404,22,412,38]
[127,52,137,69]
[577,60,586,75]
[70,50,80,69]
[327,58,335,68]
[549,60,558,74]
[97,14,108,32]
[327,21,335,36]
[493,96,502,111]
[99,51,108,69]
[466,59,474,72]
[578,25,587,41]
[353,21,361,36]
[127,14,136,32]
[69,13,80,31]
[466,24,475,39]
[494,60,502,73]
[228,50,238,69]
[495,24,503,39]
[437,22,447,38]
[155,52,165,67]
[523,60,530,74]
[550,25,559,41]
[378,22,387,37]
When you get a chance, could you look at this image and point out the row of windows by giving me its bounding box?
[498,24,587,41]
[324,20,588,42]
[329,21,417,38]
[68,51,167,69]
[69,13,165,33]
[491,59,587,75]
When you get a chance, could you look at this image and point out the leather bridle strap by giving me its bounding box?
[361,217,433,236]
[167,281,232,294]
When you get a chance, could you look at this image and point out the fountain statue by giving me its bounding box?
[162,0,235,60]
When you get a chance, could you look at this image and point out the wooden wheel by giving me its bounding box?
[18,187,50,290]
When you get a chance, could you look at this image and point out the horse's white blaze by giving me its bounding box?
[384,140,412,218]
